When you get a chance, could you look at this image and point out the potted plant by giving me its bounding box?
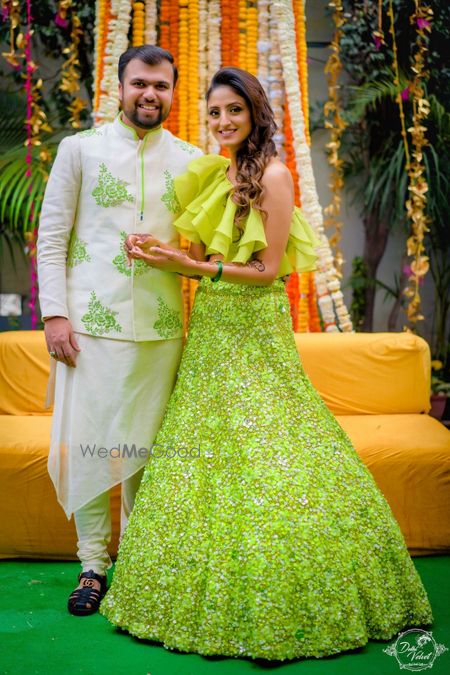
[430,360,450,421]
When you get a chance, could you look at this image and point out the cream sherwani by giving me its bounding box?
[37,116,202,520]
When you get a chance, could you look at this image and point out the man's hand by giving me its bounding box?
[44,317,81,368]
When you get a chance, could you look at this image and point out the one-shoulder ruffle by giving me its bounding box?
[173,155,319,277]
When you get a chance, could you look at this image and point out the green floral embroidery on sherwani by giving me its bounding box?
[79,128,103,137]
[174,139,197,155]
[67,231,91,268]
[81,291,122,336]
[153,296,183,338]
[112,231,150,277]
[161,170,181,214]
[92,163,134,207]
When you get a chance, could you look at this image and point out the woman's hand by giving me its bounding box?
[124,234,161,265]
[129,244,199,276]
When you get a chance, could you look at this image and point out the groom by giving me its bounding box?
[37,45,202,615]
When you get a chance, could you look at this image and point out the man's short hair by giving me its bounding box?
[118,45,178,86]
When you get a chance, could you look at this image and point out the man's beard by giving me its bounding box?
[126,105,166,130]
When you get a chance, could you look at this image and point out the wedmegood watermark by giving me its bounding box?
[383,629,448,671]
[79,443,212,460]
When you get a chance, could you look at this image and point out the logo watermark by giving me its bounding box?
[384,629,448,671]
[79,443,213,460]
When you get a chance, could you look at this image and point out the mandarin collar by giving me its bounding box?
[113,114,164,144]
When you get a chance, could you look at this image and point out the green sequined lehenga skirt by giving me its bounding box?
[100,278,433,661]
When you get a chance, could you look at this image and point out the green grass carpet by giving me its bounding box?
[0,557,449,675]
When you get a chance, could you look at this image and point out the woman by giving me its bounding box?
[100,68,432,660]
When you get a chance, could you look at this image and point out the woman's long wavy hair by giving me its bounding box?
[206,67,277,232]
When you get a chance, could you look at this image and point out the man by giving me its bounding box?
[37,45,202,616]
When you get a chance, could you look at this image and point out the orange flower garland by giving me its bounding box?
[132,1,145,46]
[177,0,189,140]
[246,1,258,75]
[293,0,310,146]
[221,0,239,66]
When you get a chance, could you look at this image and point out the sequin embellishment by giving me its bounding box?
[101,279,433,660]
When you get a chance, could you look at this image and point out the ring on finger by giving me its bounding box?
[49,350,57,358]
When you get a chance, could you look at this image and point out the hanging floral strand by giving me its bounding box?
[95,0,131,124]
[1,0,21,68]
[274,0,353,332]
[132,1,145,46]
[57,0,87,129]
[403,1,433,327]
[24,0,52,328]
[323,0,347,277]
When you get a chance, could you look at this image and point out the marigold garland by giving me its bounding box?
[188,0,199,146]
[268,0,285,156]
[238,0,247,70]
[93,0,111,115]
[246,1,258,75]
[257,0,270,92]
[205,0,221,153]
[274,0,352,332]
[132,1,145,47]
[144,0,157,44]
[293,0,310,146]
[95,0,131,124]
[87,0,358,334]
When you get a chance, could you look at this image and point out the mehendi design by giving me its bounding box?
[247,259,266,272]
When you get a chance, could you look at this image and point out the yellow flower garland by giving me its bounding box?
[403,2,433,327]
[323,0,347,278]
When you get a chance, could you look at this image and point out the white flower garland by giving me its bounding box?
[198,0,208,151]
[144,0,157,45]
[95,0,132,125]
[273,0,353,331]
[257,0,270,94]
[205,0,221,153]
[268,0,285,157]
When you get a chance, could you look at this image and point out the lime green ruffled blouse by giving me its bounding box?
[173,154,320,278]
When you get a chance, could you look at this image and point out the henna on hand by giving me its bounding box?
[246,259,266,272]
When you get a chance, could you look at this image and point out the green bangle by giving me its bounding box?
[211,260,223,283]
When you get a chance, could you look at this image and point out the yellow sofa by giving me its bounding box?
[1,329,449,560]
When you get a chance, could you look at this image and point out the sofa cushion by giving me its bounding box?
[0,331,51,415]
[337,413,450,555]
[295,332,431,415]
[0,415,120,559]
